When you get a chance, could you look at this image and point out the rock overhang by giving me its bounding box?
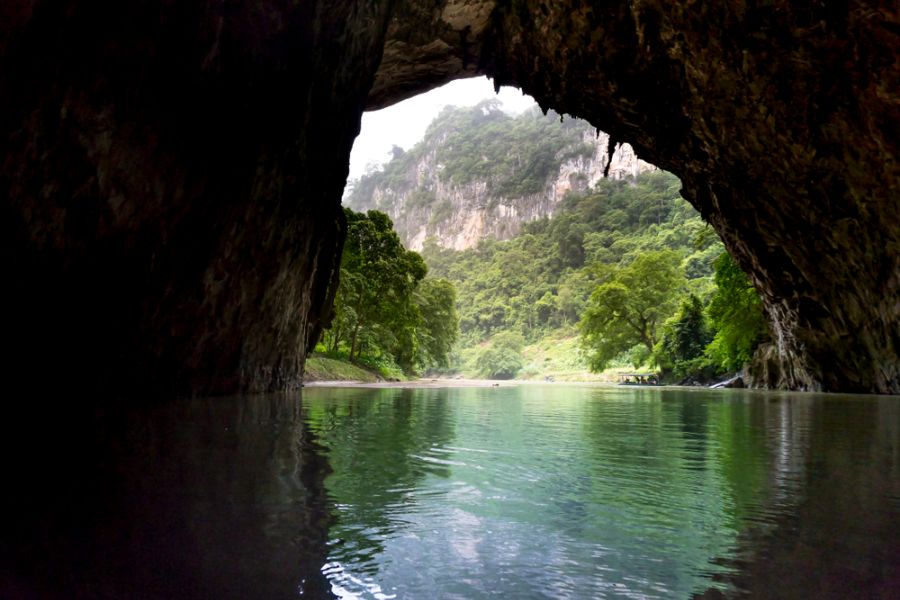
[0,0,897,396]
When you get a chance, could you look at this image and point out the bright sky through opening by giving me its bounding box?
[347,77,536,182]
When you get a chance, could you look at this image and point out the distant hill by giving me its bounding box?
[415,171,736,381]
[343,99,655,250]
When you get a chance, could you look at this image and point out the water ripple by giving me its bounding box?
[302,385,900,599]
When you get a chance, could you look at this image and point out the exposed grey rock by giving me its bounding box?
[376,0,900,394]
[711,375,745,389]
[347,123,654,250]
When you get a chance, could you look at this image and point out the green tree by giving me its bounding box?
[358,152,728,377]
[579,250,684,371]
[654,294,715,379]
[660,295,712,362]
[413,278,459,369]
[325,208,461,375]
[475,331,525,379]
[326,209,427,366]
[706,252,768,371]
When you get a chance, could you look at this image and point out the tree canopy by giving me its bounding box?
[705,253,769,371]
[412,278,459,369]
[475,331,525,379]
[323,208,458,375]
[344,98,770,382]
[419,171,768,380]
[579,250,683,371]
[653,294,715,380]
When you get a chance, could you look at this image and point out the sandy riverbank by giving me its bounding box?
[303,377,619,388]
[304,378,514,388]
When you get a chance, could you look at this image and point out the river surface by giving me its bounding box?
[4,385,899,599]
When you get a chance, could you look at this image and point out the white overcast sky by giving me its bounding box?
[347,76,536,181]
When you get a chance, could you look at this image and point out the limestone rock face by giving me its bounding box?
[2,0,898,395]
[346,118,654,250]
[473,1,900,394]
[368,0,498,109]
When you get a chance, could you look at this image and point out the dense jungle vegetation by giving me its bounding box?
[420,171,769,381]
[324,172,767,382]
[316,208,459,379]
[331,99,769,382]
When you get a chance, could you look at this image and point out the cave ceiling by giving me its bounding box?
[0,0,897,395]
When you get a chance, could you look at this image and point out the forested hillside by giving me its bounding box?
[421,172,768,381]
[335,106,767,382]
[344,100,653,250]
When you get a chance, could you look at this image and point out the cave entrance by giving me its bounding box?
[344,75,659,252]
[332,77,743,384]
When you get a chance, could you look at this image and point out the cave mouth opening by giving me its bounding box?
[1,10,898,594]
[336,75,748,385]
[345,74,667,243]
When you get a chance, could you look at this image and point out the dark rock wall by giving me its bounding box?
[472,1,900,393]
[1,1,393,396]
[1,0,898,395]
[374,0,900,393]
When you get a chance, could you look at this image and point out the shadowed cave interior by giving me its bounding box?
[0,2,899,597]
[1,1,898,401]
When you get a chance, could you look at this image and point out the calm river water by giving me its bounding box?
[5,385,899,599]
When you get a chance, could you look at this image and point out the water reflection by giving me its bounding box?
[1,394,333,599]
[709,394,900,598]
[304,388,456,595]
[302,386,900,599]
[1,387,897,599]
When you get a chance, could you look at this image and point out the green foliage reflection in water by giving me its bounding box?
[300,386,786,598]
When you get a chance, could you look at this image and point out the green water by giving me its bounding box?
[6,385,898,598]
[302,385,900,599]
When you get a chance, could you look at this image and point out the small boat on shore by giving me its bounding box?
[618,372,660,386]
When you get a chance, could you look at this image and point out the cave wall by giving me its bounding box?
[1,0,394,397]
[375,0,900,393]
[1,0,898,396]
[480,1,900,393]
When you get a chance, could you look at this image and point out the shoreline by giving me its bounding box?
[301,377,748,391]
[303,377,619,389]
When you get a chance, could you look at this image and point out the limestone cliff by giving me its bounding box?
[345,103,654,250]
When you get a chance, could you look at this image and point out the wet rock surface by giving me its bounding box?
[1,0,898,395]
